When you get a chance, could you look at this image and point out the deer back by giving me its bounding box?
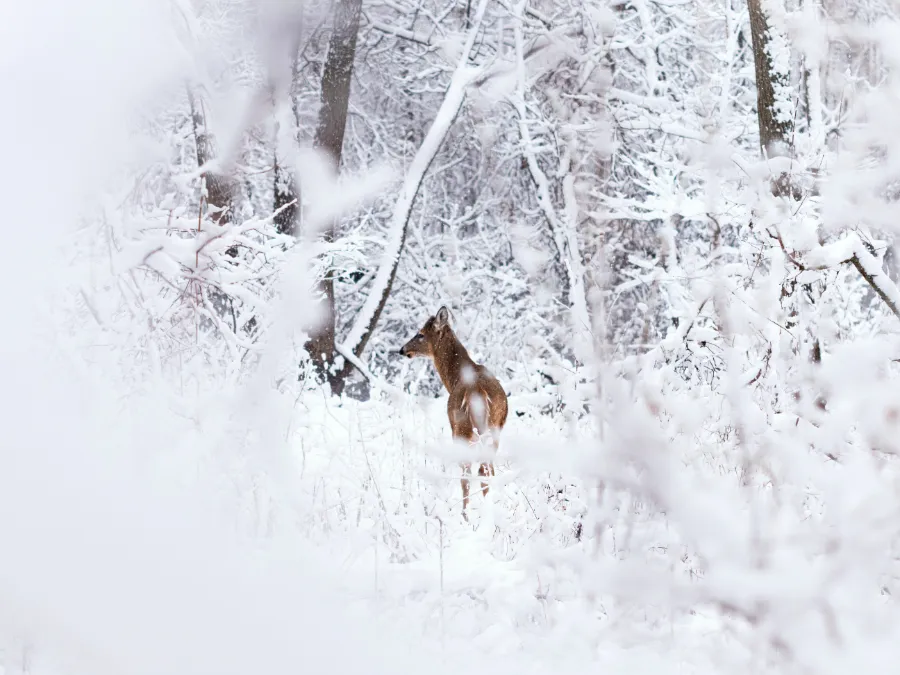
[399,306,509,440]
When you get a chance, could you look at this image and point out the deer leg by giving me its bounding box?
[487,435,498,481]
[460,462,471,520]
[478,463,490,497]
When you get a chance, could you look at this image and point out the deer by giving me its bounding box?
[399,306,508,520]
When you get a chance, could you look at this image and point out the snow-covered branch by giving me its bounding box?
[513,5,592,362]
[806,233,900,320]
[339,0,491,360]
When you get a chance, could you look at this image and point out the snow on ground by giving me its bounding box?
[288,392,734,674]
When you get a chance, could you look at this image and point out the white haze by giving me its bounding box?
[0,2,455,674]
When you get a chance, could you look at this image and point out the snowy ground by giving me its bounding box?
[7,329,897,675]
[10,317,895,675]
[286,393,736,674]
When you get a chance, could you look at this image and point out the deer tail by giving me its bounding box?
[467,388,492,438]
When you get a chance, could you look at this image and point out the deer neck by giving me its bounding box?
[432,330,475,392]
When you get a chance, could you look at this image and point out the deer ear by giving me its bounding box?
[435,306,450,328]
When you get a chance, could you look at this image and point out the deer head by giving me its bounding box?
[398,306,450,359]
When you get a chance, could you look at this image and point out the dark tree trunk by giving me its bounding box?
[305,0,363,395]
[747,0,792,157]
[187,87,239,332]
[746,0,798,198]
[273,45,303,237]
[314,0,363,165]
[188,88,237,228]
[273,151,298,236]
[747,1,825,367]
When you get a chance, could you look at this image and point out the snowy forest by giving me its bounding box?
[5,0,900,671]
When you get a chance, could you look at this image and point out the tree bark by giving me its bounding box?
[747,0,800,199]
[187,86,239,332]
[187,88,237,227]
[747,0,792,159]
[747,1,825,365]
[273,151,298,236]
[305,0,363,394]
[273,40,304,237]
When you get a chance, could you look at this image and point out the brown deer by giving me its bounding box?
[399,306,509,520]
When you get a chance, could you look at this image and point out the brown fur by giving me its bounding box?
[400,307,509,519]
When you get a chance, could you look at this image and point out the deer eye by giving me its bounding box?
[416,333,424,339]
